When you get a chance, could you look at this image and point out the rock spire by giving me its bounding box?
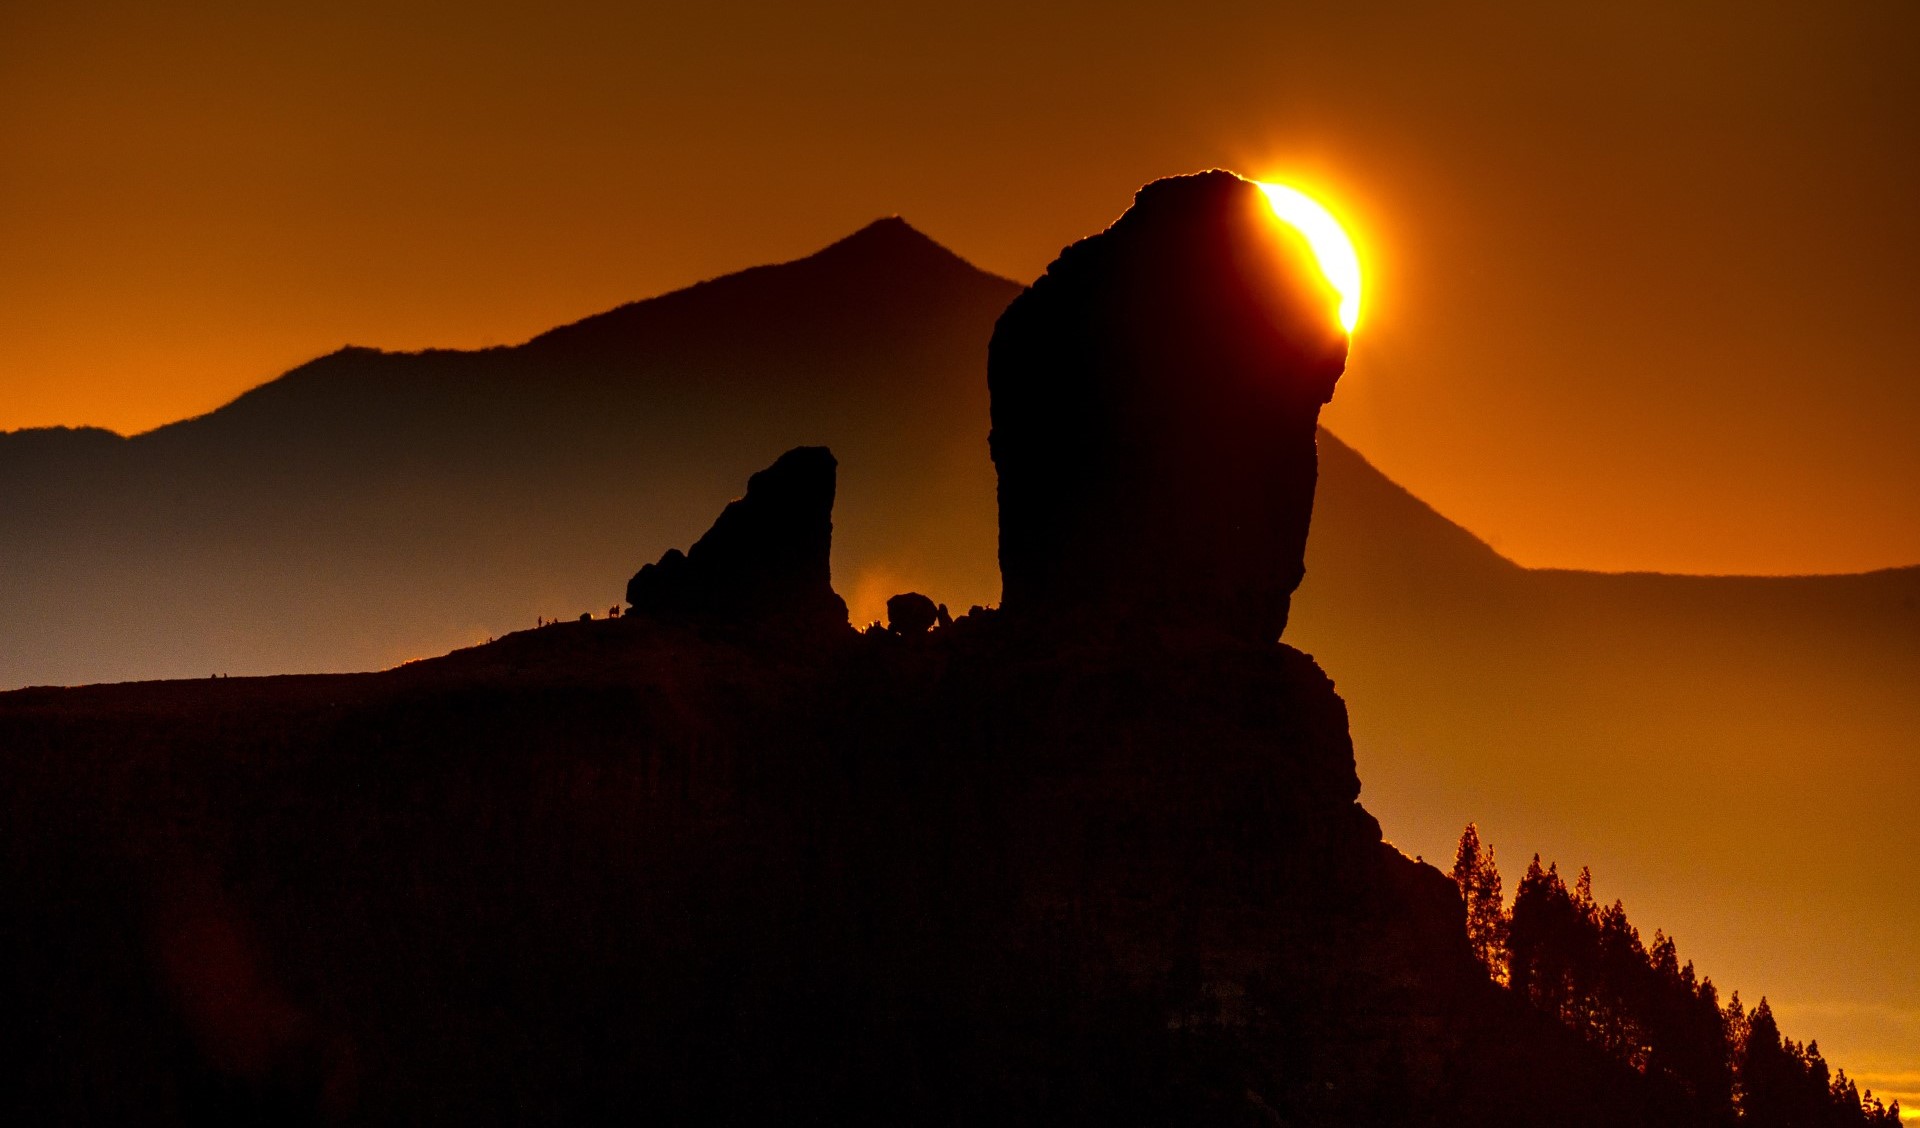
[988,170,1349,641]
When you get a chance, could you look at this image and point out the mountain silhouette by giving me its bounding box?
[0,176,1749,1124]
[0,216,1019,688]
[3,214,1914,1088]
[1296,433,1920,1085]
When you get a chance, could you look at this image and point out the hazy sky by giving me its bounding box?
[4,0,1917,575]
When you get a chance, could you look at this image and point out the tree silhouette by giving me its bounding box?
[1730,996,1900,1127]
[1478,828,1898,1126]
[1450,823,1508,981]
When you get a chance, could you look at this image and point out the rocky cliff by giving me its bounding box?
[0,174,1703,1125]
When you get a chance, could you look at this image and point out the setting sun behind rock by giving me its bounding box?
[1256,182,1362,333]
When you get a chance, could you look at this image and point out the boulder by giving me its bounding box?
[988,170,1350,642]
[625,446,848,629]
[885,592,939,636]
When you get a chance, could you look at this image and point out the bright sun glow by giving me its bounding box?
[1255,182,1362,333]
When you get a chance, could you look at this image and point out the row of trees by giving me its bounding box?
[1452,825,1900,1127]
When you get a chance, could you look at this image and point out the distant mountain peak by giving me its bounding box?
[800,215,985,277]
[846,214,918,238]
[830,215,930,247]
[519,215,1014,357]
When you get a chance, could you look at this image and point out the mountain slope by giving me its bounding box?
[1291,435,1920,1100]
[3,222,1915,1100]
[0,219,1020,688]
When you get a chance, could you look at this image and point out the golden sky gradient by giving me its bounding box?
[3,0,1916,577]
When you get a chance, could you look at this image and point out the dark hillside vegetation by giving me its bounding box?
[1451,827,1901,1126]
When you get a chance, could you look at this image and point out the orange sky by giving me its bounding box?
[3,0,1917,576]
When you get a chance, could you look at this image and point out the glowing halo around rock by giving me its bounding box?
[1255,181,1362,333]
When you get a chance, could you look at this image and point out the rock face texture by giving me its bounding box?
[989,170,1350,642]
[625,446,848,629]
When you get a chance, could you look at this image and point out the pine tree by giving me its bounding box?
[1450,823,1510,982]
[1500,849,1881,1127]
[1508,854,1563,1012]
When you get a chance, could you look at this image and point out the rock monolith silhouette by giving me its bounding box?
[988,170,1350,642]
[625,446,848,629]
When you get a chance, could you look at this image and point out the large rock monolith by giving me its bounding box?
[988,170,1350,642]
[625,446,849,629]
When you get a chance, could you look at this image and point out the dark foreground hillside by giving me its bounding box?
[4,203,1912,1088]
[2,171,1896,1124]
[0,615,1679,1125]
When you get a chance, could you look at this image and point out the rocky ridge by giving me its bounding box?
[0,173,1709,1125]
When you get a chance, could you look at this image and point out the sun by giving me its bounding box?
[1255,182,1362,333]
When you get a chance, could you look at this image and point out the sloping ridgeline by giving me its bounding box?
[0,217,1017,689]
[0,173,1901,1124]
